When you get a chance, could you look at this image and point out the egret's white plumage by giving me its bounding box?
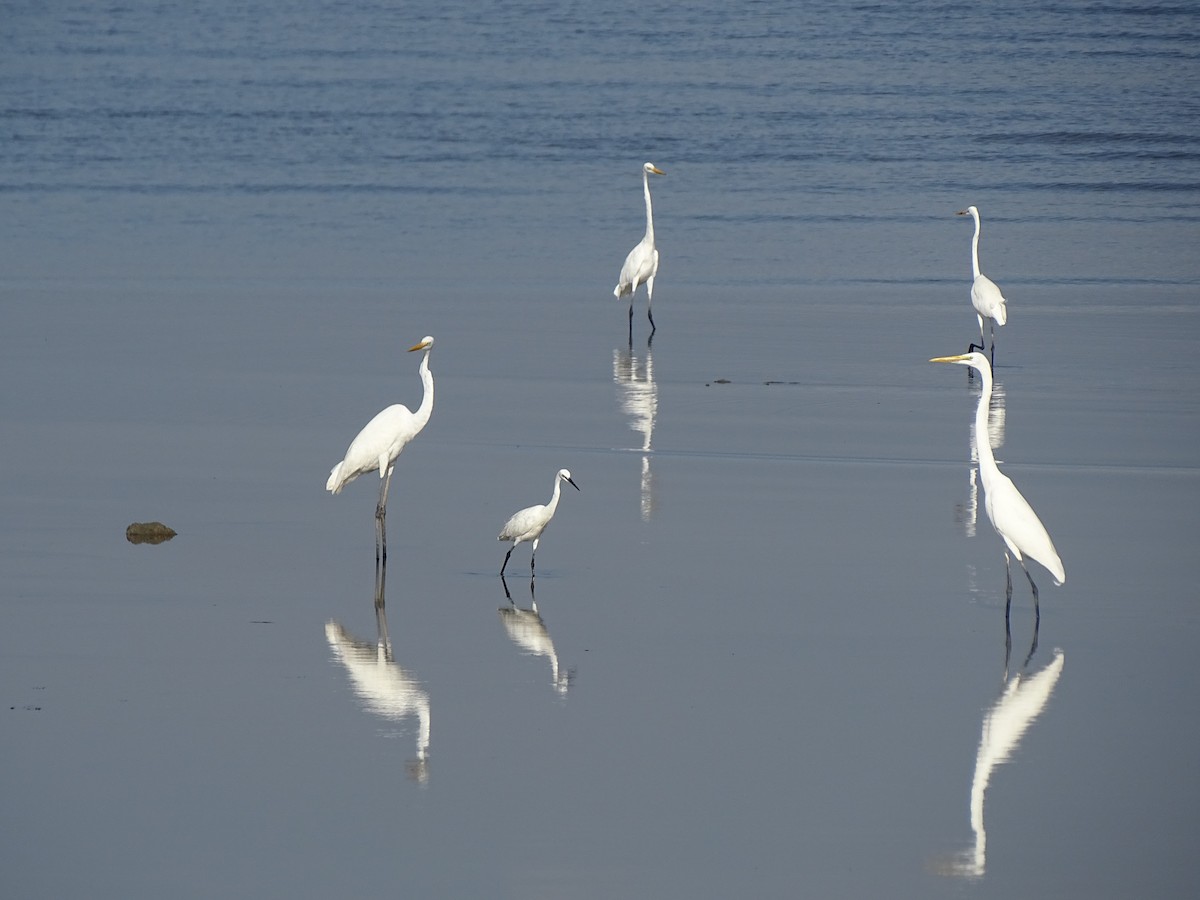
[614,162,665,338]
[957,206,1008,363]
[932,352,1064,607]
[326,337,435,545]
[498,468,580,575]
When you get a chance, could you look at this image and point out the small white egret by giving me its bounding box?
[614,162,665,340]
[498,468,580,576]
[957,206,1008,364]
[931,353,1064,613]
[326,336,435,555]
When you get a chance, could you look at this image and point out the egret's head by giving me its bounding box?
[930,351,989,375]
[956,205,979,218]
[643,162,665,176]
[558,469,580,491]
[409,336,435,352]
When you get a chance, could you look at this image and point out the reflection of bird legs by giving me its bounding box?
[374,557,390,655]
[1004,555,1041,678]
[500,573,537,610]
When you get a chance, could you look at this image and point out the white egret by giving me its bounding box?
[326,336,435,555]
[498,468,580,576]
[931,353,1064,614]
[957,206,1008,364]
[614,162,665,340]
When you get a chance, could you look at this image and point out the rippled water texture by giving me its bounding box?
[3,3,1198,897]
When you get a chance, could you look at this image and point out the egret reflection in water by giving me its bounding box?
[958,377,1007,539]
[499,575,573,696]
[325,562,430,783]
[613,344,658,521]
[935,648,1065,879]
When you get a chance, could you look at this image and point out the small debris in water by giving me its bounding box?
[126,522,177,545]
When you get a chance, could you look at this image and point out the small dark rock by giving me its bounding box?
[126,521,177,545]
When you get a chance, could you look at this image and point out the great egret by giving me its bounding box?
[498,468,580,576]
[614,162,665,340]
[326,336,435,556]
[957,206,1008,364]
[931,353,1064,614]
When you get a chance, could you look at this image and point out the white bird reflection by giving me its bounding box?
[613,344,658,521]
[958,378,1006,538]
[499,576,574,696]
[938,648,1065,879]
[325,563,430,783]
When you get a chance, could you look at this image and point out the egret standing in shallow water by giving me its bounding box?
[957,206,1008,365]
[326,336,435,558]
[931,352,1064,617]
[614,162,665,342]
[498,469,580,576]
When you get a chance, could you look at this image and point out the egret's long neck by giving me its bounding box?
[643,170,655,242]
[546,476,563,515]
[970,212,982,280]
[973,365,1000,482]
[414,351,434,431]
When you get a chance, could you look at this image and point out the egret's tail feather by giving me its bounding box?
[1049,557,1065,586]
[613,283,623,298]
[326,462,345,494]
[995,302,1008,326]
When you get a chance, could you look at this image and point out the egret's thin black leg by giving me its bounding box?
[1004,594,1013,680]
[1023,604,1041,671]
[1023,564,1040,614]
[501,547,513,576]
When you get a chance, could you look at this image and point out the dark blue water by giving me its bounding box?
[3,3,1198,898]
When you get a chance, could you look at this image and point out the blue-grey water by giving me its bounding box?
[3,2,1198,898]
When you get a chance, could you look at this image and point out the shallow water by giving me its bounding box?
[3,3,1199,898]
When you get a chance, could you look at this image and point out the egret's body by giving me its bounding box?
[957,206,1008,363]
[614,162,665,339]
[327,336,435,553]
[498,469,580,575]
[932,353,1064,610]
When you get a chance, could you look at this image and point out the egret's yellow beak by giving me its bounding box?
[651,165,665,175]
[409,339,431,352]
[930,354,971,364]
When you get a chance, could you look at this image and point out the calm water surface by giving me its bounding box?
[3,2,1198,898]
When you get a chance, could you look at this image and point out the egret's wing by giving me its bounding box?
[499,504,548,541]
[985,475,1064,582]
[971,275,1007,325]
